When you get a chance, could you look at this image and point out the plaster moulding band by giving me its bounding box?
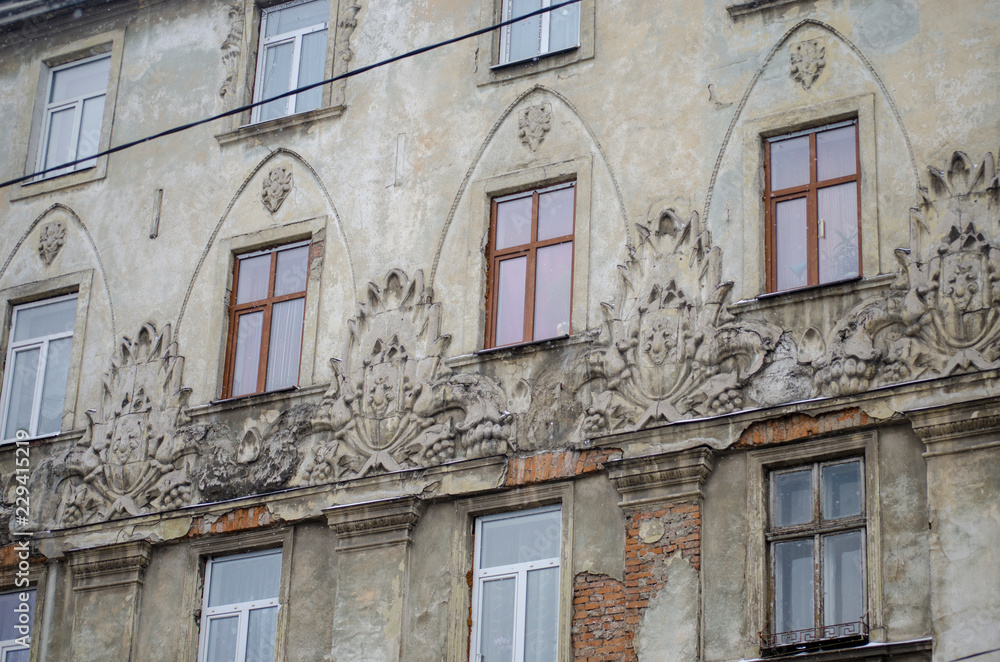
[606,447,715,510]
[67,540,151,592]
[323,495,426,552]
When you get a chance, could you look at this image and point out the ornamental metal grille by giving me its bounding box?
[760,620,867,655]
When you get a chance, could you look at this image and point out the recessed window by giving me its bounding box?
[223,242,309,398]
[36,54,111,179]
[1,295,78,441]
[498,0,580,65]
[765,120,860,292]
[472,506,561,662]
[198,550,282,662]
[253,0,330,123]
[765,458,867,653]
[0,589,36,662]
[486,182,575,348]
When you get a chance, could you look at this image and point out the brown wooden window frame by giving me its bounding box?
[485,181,576,349]
[764,120,862,293]
[222,240,310,399]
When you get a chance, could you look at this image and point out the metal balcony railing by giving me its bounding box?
[760,620,868,655]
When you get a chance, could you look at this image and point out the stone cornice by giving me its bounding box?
[67,540,151,592]
[907,397,1000,457]
[606,446,715,511]
[323,496,426,552]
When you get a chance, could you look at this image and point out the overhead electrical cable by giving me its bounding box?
[0,0,582,190]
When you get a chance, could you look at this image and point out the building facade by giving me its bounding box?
[0,0,998,660]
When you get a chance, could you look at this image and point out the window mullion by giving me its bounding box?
[539,0,550,54]
[514,566,528,662]
[807,133,819,286]
[235,606,250,662]
[814,532,823,632]
[523,193,540,342]
[28,340,50,437]
[288,34,304,115]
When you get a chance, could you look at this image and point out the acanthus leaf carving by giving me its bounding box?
[578,210,781,436]
[56,323,197,526]
[811,151,1000,397]
[262,166,293,213]
[790,38,826,90]
[303,270,515,483]
[518,103,552,152]
[219,2,244,101]
[38,220,66,266]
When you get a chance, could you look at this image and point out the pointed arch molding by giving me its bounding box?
[429,84,630,288]
[0,203,116,338]
[175,147,356,342]
[702,18,918,222]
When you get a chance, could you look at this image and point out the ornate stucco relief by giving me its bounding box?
[578,210,781,435]
[219,2,244,101]
[37,220,66,266]
[790,39,825,90]
[518,103,552,152]
[303,269,514,483]
[56,323,197,526]
[810,151,1000,396]
[332,1,362,106]
[262,165,293,213]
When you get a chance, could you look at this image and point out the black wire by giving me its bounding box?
[950,648,1000,662]
[1,0,582,190]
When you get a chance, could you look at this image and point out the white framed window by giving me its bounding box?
[198,549,282,662]
[253,0,331,123]
[472,505,561,662]
[1,295,78,441]
[0,589,35,662]
[35,54,111,179]
[498,0,580,66]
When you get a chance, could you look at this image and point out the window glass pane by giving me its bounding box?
[775,197,808,291]
[246,606,279,662]
[5,648,30,662]
[495,196,532,250]
[0,590,34,642]
[537,187,574,241]
[237,254,272,304]
[265,298,305,391]
[37,337,72,436]
[524,567,559,662]
[49,57,109,103]
[205,615,239,662]
[533,242,572,340]
[822,461,862,520]
[76,95,105,164]
[817,182,859,284]
[823,531,864,626]
[265,0,329,38]
[774,539,814,633]
[13,298,77,342]
[231,312,264,397]
[295,30,326,113]
[770,135,810,191]
[481,508,561,568]
[42,107,75,171]
[773,469,812,527]
[479,577,515,662]
[508,0,542,62]
[548,0,580,52]
[208,551,282,607]
[258,41,294,122]
[4,348,40,440]
[494,257,527,347]
[817,125,857,181]
[274,246,309,296]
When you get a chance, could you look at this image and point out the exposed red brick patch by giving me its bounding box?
[0,543,44,569]
[184,505,277,538]
[736,408,870,449]
[572,502,702,660]
[505,449,620,487]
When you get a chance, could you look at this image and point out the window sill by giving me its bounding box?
[728,274,895,316]
[725,0,806,17]
[188,383,326,418]
[448,331,595,369]
[0,428,84,450]
[490,45,579,71]
[9,163,105,202]
[748,637,931,662]
[215,104,345,146]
